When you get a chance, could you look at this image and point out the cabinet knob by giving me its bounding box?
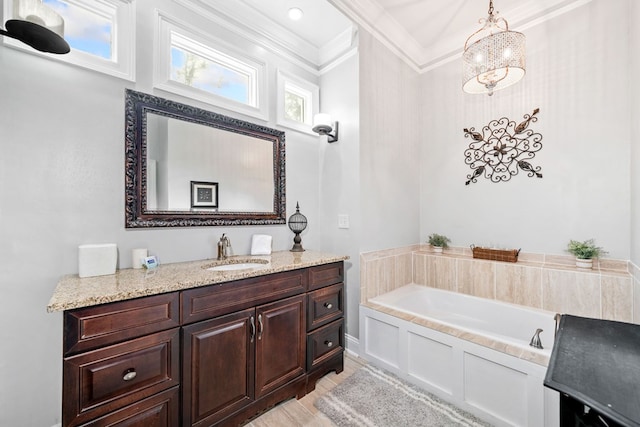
[324,340,333,348]
[324,302,333,309]
[122,369,137,381]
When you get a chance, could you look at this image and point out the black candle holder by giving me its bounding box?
[288,202,308,252]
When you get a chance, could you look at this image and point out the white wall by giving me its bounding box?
[0,1,325,425]
[359,30,421,253]
[318,50,361,339]
[631,0,640,267]
[420,0,631,259]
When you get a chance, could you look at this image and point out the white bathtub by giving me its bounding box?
[370,284,557,354]
[360,284,560,427]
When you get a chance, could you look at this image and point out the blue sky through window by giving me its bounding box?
[170,47,250,105]
[43,0,112,60]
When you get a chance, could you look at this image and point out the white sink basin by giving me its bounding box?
[206,262,267,271]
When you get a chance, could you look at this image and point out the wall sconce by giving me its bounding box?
[312,113,339,143]
[0,0,69,54]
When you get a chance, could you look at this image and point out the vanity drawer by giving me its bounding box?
[307,283,344,331]
[182,269,307,324]
[308,262,344,291]
[306,319,344,371]
[64,293,180,355]
[63,328,180,427]
[74,386,179,427]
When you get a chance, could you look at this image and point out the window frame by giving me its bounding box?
[2,0,135,81]
[154,12,268,121]
[276,69,319,135]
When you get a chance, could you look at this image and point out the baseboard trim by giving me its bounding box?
[345,333,359,357]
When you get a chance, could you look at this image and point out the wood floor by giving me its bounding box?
[245,354,366,427]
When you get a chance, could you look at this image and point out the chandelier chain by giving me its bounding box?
[488,0,494,16]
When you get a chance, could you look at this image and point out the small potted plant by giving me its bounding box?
[428,233,451,253]
[567,239,606,269]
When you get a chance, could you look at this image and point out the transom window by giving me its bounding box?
[284,84,309,124]
[277,70,319,134]
[4,0,134,80]
[154,13,267,120]
[42,0,113,60]
[169,34,257,107]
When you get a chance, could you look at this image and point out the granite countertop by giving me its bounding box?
[47,250,348,313]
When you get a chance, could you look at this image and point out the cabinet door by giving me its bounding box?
[255,295,306,398]
[182,308,255,427]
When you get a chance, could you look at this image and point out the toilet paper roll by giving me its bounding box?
[132,248,148,269]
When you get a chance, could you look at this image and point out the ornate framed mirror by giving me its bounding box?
[125,89,286,227]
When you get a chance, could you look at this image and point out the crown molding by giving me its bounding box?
[318,26,357,67]
[175,0,356,76]
[330,0,593,74]
[327,0,424,73]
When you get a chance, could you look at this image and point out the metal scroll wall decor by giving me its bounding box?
[463,108,543,185]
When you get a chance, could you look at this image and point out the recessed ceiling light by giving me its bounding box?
[288,7,303,21]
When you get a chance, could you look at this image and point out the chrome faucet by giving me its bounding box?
[554,313,562,337]
[529,328,544,349]
[217,233,232,260]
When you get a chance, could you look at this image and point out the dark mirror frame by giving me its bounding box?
[124,89,286,228]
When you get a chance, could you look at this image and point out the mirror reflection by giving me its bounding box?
[146,113,274,212]
[124,89,286,228]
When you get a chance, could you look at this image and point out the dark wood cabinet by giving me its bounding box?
[75,387,180,427]
[63,321,180,426]
[305,276,344,393]
[182,308,255,427]
[62,261,344,427]
[254,296,306,398]
[307,283,344,330]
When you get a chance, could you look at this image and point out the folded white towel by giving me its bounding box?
[251,234,272,255]
[78,244,117,278]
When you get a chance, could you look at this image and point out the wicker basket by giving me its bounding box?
[471,246,520,263]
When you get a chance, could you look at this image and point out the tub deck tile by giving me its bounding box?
[362,297,551,368]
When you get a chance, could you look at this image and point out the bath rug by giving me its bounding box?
[315,364,492,427]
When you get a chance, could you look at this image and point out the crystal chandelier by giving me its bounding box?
[462,0,525,96]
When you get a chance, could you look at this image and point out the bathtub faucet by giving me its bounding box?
[529,328,544,349]
[554,313,562,338]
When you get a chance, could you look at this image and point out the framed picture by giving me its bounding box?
[190,181,218,208]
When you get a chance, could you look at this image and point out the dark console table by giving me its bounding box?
[544,315,640,427]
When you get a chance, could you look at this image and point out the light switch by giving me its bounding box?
[338,214,350,229]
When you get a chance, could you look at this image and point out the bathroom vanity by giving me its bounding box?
[48,251,347,427]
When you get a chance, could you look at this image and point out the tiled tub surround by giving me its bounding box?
[48,250,348,312]
[359,246,634,427]
[361,245,634,323]
[632,261,640,324]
